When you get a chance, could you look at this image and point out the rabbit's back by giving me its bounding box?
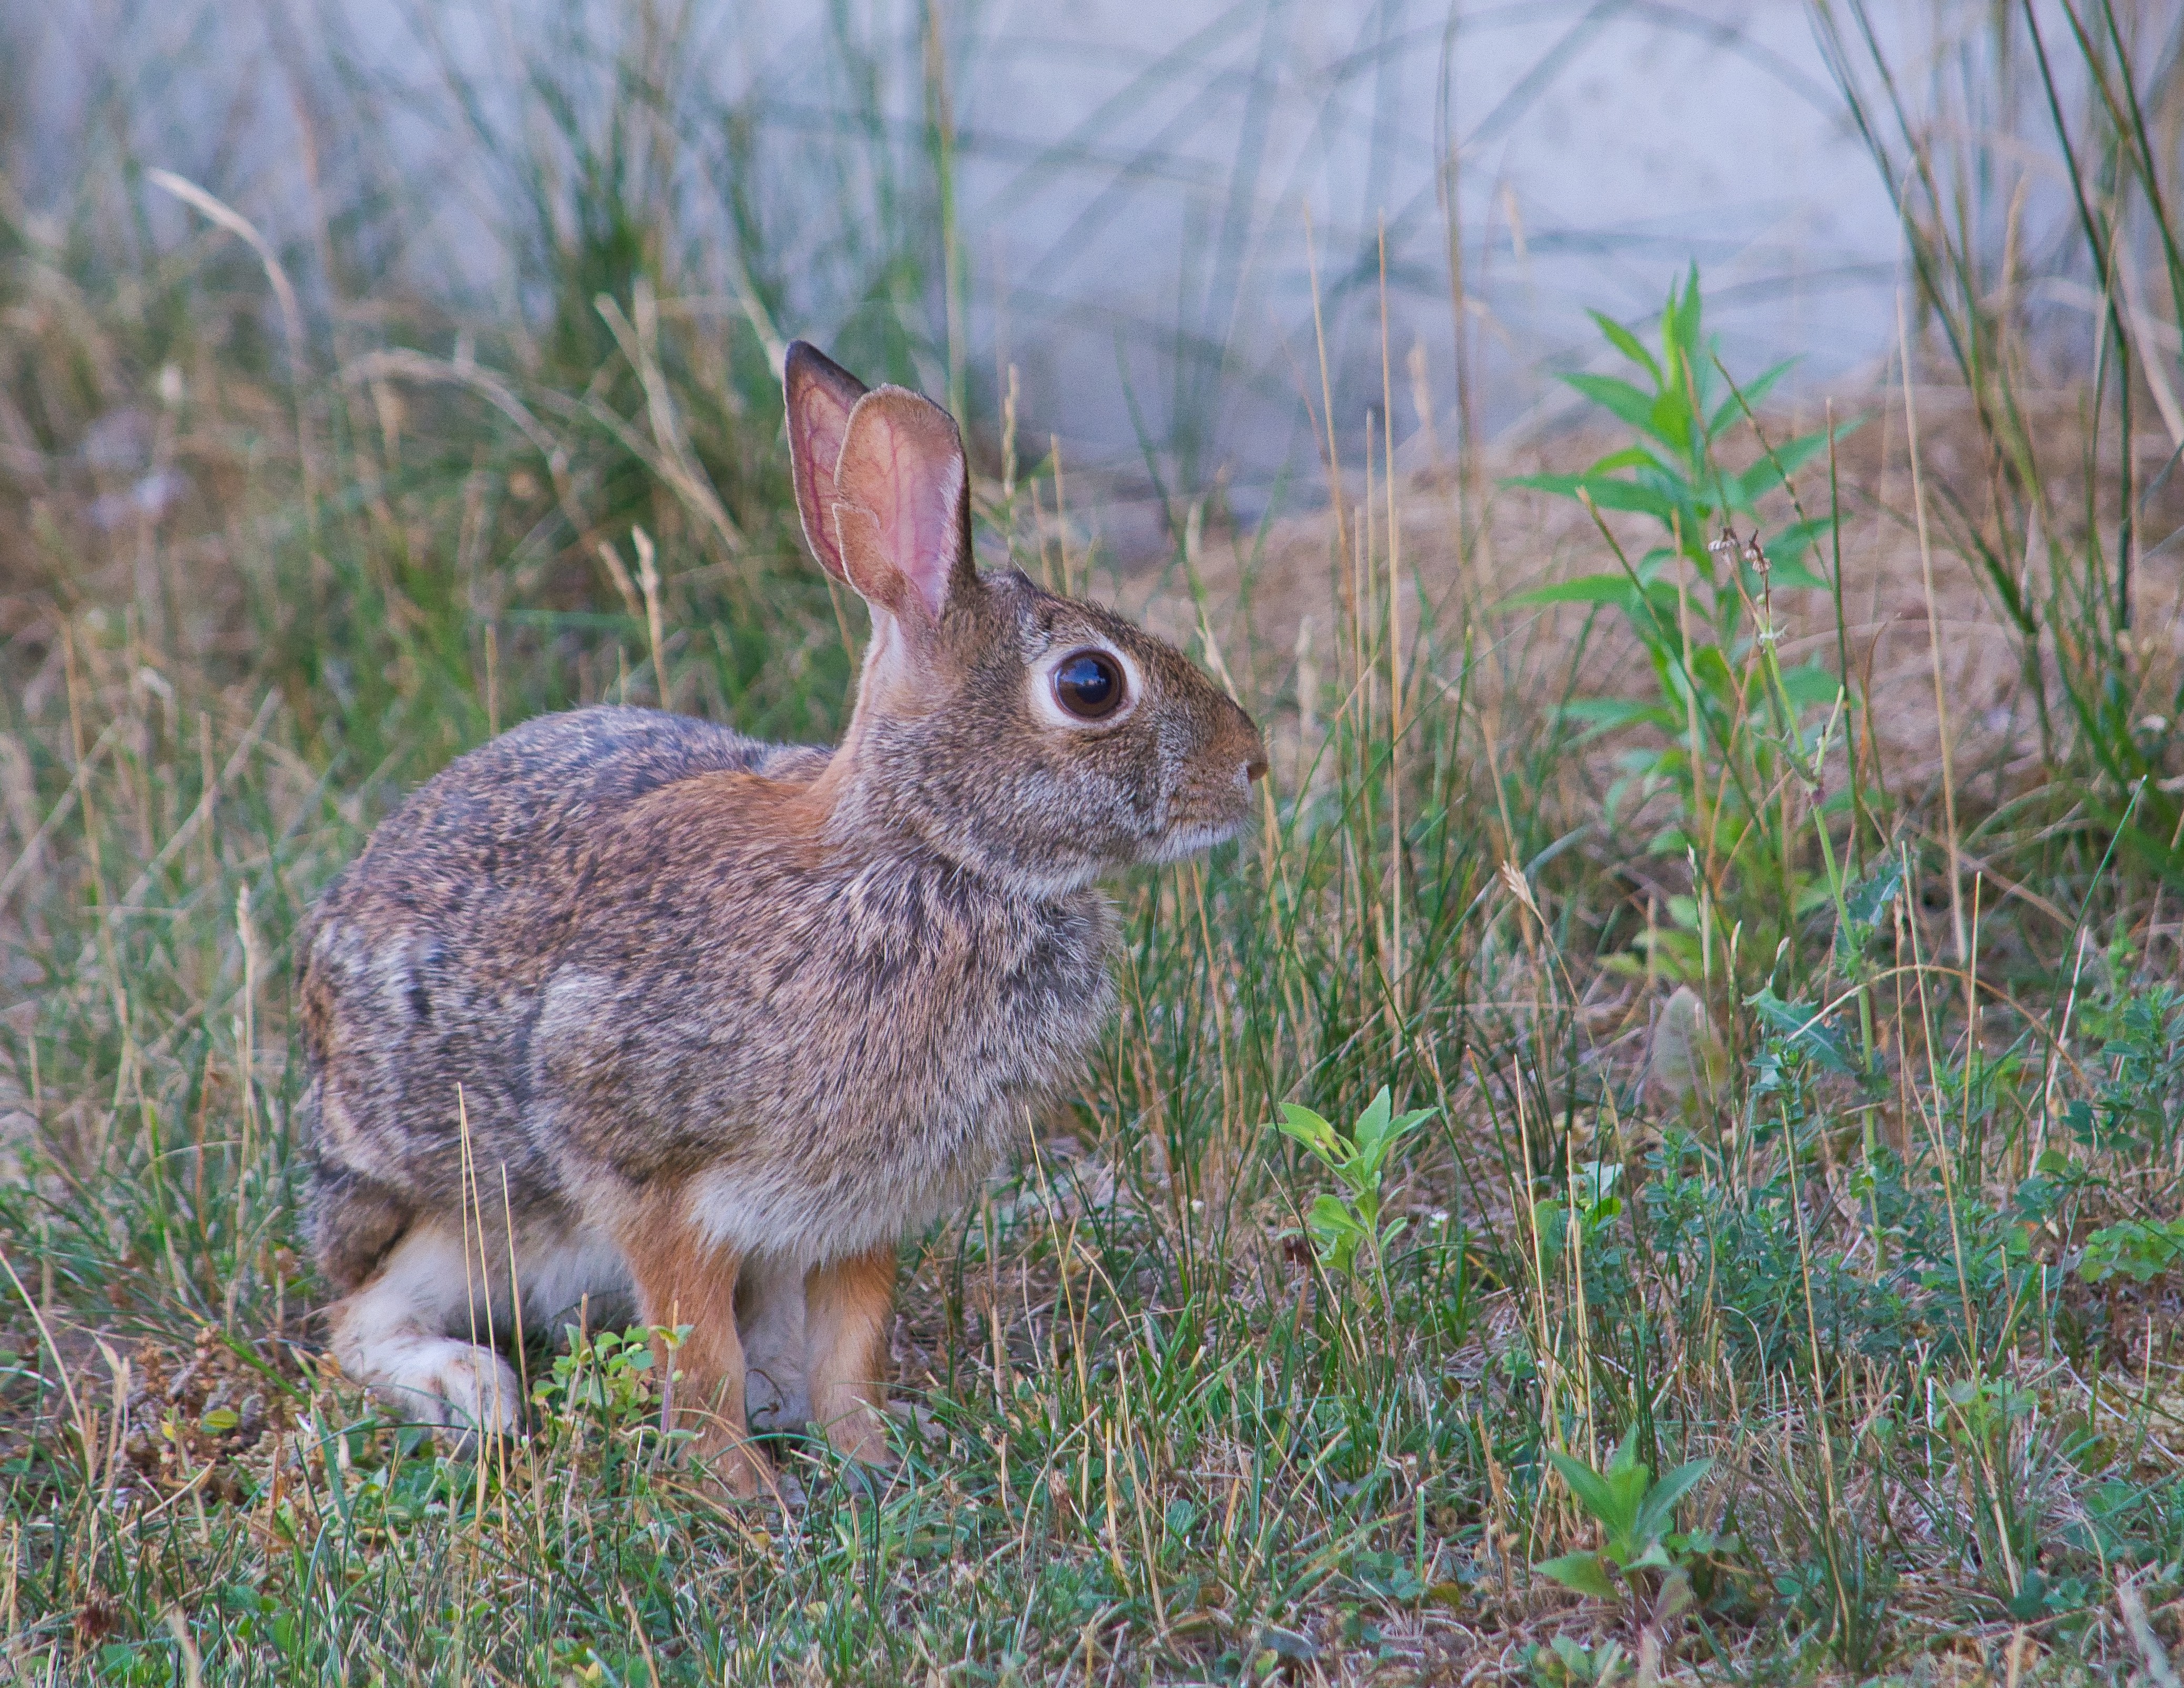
[301,708,826,1282]
[322,706,817,906]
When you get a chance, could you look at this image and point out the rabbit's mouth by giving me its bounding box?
[1145,813,1250,864]
[1139,755,1261,864]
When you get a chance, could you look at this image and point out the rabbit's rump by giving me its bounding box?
[301,705,1113,1441]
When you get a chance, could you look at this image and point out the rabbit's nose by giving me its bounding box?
[1217,701,1269,783]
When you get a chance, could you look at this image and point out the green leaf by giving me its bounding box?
[1372,1110,1437,1179]
[1589,309,1662,384]
[201,1407,241,1435]
[1707,357,1797,438]
[1277,1104,1344,1168]
[1769,516,1832,569]
[1669,264,1705,364]
[1305,1193,1364,1276]
[1730,430,1833,507]
[1563,372,1663,438]
[1306,1192,1361,1239]
[1507,465,1689,525]
[1601,1433,1653,1534]
[1546,1448,1626,1533]
[1646,385,1696,454]
[1562,697,1677,733]
[1682,643,1740,701]
[2080,1219,2184,1284]
[1576,1161,1623,1201]
[1499,575,1640,613]
[1768,557,1830,591]
[1842,853,1905,927]
[1351,1086,1394,1164]
[1536,1551,1620,1600]
[1581,477,1687,522]
[1584,445,1667,476]
[1533,1198,1568,1267]
[1766,426,1837,480]
[1633,1457,1713,1541]
[1502,471,1589,500]
[1353,1092,1434,1196]
[1747,987,1855,1074]
[1728,462,1778,510]
[1778,660,1844,709]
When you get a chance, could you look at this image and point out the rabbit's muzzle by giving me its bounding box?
[1157,695,1267,857]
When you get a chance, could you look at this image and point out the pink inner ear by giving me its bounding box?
[830,388,966,622]
[784,344,869,582]
[790,397,854,579]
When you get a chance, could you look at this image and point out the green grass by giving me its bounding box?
[4,3,2184,1683]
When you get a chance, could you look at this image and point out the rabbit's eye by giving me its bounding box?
[1053,649,1125,720]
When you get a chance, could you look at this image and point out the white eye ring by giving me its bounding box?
[1030,642,1142,730]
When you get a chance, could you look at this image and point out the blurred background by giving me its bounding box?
[4,0,2178,830]
[7,0,1924,523]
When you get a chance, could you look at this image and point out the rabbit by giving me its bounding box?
[298,341,1268,1492]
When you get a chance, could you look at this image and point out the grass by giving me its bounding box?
[3,1,2184,1682]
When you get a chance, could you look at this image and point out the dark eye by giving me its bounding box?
[1053,649,1125,720]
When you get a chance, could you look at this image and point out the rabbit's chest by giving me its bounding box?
[709,884,1114,1258]
[778,875,1116,1117]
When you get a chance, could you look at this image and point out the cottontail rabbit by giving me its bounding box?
[300,343,1266,1490]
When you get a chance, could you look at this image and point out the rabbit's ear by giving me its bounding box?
[830,387,974,626]
[784,341,870,583]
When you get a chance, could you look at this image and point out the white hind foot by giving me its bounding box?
[328,1224,524,1440]
[373,1335,523,1437]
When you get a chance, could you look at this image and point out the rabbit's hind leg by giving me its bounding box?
[804,1245,896,1463]
[326,1223,523,1440]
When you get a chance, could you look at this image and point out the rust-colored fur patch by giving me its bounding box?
[804,1244,896,1462]
[617,1190,760,1494]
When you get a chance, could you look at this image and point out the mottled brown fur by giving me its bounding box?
[300,343,1265,1469]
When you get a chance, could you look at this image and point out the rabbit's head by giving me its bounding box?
[785,342,1266,898]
